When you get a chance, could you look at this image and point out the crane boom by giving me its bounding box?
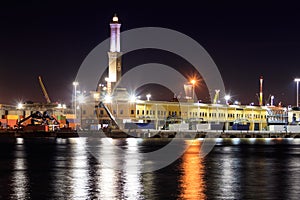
[213,90,220,104]
[38,76,51,104]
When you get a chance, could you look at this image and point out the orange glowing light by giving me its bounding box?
[191,79,196,85]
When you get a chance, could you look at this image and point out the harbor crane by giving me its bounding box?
[213,90,220,104]
[38,76,51,104]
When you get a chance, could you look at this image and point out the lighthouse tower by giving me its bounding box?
[107,14,122,95]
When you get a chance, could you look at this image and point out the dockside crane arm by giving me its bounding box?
[38,76,51,104]
[98,101,119,129]
[213,90,220,104]
[17,111,44,127]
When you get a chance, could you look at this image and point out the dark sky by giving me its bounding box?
[1,1,300,106]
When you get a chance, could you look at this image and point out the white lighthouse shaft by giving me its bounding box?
[107,14,122,95]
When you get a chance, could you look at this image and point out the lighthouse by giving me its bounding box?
[107,14,122,95]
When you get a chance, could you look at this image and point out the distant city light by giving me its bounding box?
[112,14,118,22]
[57,103,67,109]
[17,102,23,109]
[93,93,100,100]
[78,94,85,104]
[72,81,79,86]
[146,94,151,101]
[224,95,231,105]
[294,78,300,82]
[190,79,196,85]
[104,95,112,103]
[129,94,137,103]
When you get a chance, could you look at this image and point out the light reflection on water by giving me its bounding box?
[179,140,206,200]
[11,144,29,200]
[1,138,300,199]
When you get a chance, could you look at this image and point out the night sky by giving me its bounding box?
[1,1,300,106]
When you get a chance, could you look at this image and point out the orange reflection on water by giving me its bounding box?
[179,140,206,200]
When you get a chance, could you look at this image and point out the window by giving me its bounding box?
[137,110,140,115]
[100,110,104,115]
[131,110,134,115]
[142,110,144,115]
[120,110,123,115]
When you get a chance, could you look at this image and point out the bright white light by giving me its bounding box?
[57,103,62,109]
[73,81,79,86]
[232,138,241,145]
[129,95,137,103]
[146,94,151,101]
[224,95,231,101]
[17,103,23,109]
[62,104,66,109]
[78,94,85,104]
[112,15,118,22]
[294,78,300,82]
[224,95,231,105]
[93,93,100,100]
[104,95,112,103]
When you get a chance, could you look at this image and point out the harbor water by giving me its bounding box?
[1,137,300,199]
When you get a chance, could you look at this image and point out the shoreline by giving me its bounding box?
[0,129,300,139]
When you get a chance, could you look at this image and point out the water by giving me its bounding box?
[1,137,300,199]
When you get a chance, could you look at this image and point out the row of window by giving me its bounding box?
[98,108,267,119]
[136,109,267,119]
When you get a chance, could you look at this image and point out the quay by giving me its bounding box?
[1,129,300,139]
[121,129,300,139]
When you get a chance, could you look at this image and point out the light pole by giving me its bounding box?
[78,94,85,129]
[295,78,300,107]
[73,82,79,128]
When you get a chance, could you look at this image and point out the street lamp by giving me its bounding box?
[295,78,300,107]
[129,94,137,103]
[73,82,79,129]
[17,102,24,110]
[191,79,196,101]
[78,94,85,129]
[224,95,231,105]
